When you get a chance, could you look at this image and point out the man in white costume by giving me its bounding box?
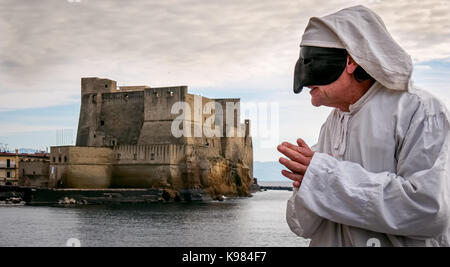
[277,5,450,246]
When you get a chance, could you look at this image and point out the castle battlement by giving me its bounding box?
[118,85,150,92]
[81,77,117,95]
[101,91,145,104]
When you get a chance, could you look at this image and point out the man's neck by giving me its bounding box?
[335,79,375,112]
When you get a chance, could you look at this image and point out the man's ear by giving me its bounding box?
[345,55,358,74]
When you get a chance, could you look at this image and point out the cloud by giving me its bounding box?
[368,0,450,62]
[0,123,72,136]
[414,65,432,70]
[1,0,449,111]
[0,90,79,112]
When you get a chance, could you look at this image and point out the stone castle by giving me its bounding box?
[49,77,253,199]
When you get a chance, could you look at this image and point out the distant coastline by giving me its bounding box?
[257,180,292,187]
[253,161,286,182]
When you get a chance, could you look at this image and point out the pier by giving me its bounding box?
[259,185,293,191]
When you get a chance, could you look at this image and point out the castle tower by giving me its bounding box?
[76,77,117,146]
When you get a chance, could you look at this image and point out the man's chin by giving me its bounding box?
[311,99,321,107]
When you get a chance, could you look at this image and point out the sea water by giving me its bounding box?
[0,188,309,247]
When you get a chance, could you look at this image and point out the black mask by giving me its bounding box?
[293,46,348,94]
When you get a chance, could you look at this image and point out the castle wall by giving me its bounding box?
[99,91,144,145]
[215,98,240,136]
[112,144,186,165]
[76,93,97,146]
[138,86,188,144]
[111,144,187,188]
[50,146,114,188]
[184,94,218,144]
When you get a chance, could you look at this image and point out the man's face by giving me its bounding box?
[307,56,354,108]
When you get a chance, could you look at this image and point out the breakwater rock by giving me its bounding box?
[0,185,216,206]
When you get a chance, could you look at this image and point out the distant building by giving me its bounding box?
[0,152,18,185]
[0,150,49,186]
[19,160,50,187]
[50,77,253,199]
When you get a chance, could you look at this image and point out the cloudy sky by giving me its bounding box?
[0,0,449,161]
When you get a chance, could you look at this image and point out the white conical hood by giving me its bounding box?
[300,5,413,91]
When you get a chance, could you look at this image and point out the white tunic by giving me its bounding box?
[286,81,450,246]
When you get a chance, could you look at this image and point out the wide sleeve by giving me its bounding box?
[296,107,450,239]
[286,187,324,238]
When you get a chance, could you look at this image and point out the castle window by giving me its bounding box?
[168,91,174,96]
[133,153,137,160]
[94,134,96,138]
[150,153,155,160]
[58,156,61,162]
[100,120,104,126]
[7,172,10,178]
[105,84,108,88]
[53,157,56,162]
[33,171,35,175]
[64,156,67,163]
[117,153,121,159]
[111,140,115,146]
